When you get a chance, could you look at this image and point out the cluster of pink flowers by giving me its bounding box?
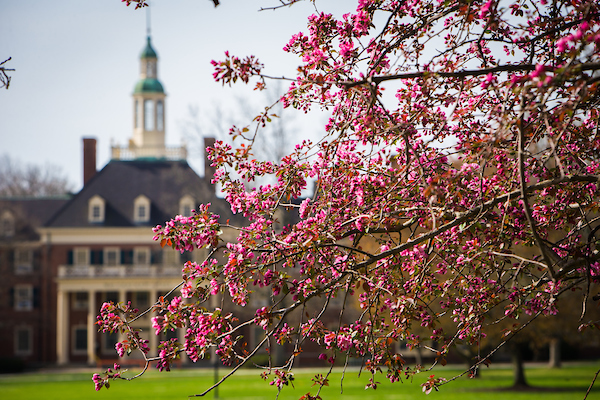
[152,204,221,253]
[92,363,122,391]
[211,51,264,87]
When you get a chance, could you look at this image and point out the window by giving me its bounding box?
[166,328,179,341]
[103,331,119,355]
[88,195,105,223]
[104,247,120,266]
[144,99,154,131]
[74,248,90,266]
[15,327,32,356]
[156,100,164,131]
[135,291,150,310]
[135,99,140,129]
[134,247,150,266]
[1,210,15,237]
[162,248,179,266]
[133,195,150,223]
[181,251,194,264]
[73,327,87,354]
[105,291,120,303]
[72,292,89,310]
[179,195,195,217]
[252,326,266,349]
[146,61,155,78]
[15,248,33,275]
[14,285,33,311]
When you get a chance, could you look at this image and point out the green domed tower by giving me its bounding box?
[131,36,167,158]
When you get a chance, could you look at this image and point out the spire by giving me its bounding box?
[140,36,158,61]
[146,2,151,38]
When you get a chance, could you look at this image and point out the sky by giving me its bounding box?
[0,0,350,192]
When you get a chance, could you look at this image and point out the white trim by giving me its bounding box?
[38,226,239,245]
[39,227,158,244]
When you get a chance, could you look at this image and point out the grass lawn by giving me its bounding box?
[1,363,599,400]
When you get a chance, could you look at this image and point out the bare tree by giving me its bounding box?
[0,58,13,90]
[0,154,73,197]
[181,83,296,165]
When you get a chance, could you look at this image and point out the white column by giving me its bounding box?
[87,290,96,365]
[118,289,128,349]
[56,289,69,365]
[119,289,127,304]
[178,294,188,364]
[148,290,159,357]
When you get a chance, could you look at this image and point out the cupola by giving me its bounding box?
[131,36,167,158]
[109,36,187,161]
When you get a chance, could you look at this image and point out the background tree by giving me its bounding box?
[96,0,600,397]
[0,57,13,89]
[181,82,297,178]
[0,154,73,197]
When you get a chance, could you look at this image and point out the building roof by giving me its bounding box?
[133,78,164,94]
[0,197,70,240]
[45,160,242,228]
[140,36,157,59]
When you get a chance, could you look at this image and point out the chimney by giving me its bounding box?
[204,137,216,183]
[83,138,97,186]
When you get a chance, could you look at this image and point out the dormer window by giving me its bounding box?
[1,210,15,237]
[134,195,151,223]
[179,195,195,217]
[88,195,105,223]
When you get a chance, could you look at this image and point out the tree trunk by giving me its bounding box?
[510,343,528,388]
[548,337,562,368]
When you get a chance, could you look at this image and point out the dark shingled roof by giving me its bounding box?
[0,197,70,240]
[45,160,243,228]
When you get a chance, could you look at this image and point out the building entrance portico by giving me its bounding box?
[56,273,182,365]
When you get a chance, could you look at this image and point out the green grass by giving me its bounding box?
[1,363,599,400]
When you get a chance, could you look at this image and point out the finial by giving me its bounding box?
[146,0,151,38]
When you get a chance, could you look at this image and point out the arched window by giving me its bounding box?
[88,195,105,223]
[134,195,151,223]
[144,99,154,131]
[156,100,164,132]
[135,99,141,129]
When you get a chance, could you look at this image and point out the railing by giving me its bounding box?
[58,264,181,278]
[110,145,187,161]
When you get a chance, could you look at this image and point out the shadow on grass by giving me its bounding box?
[467,384,597,393]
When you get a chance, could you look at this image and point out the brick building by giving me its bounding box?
[1,36,238,367]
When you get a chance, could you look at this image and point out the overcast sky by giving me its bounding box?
[1,0,348,191]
